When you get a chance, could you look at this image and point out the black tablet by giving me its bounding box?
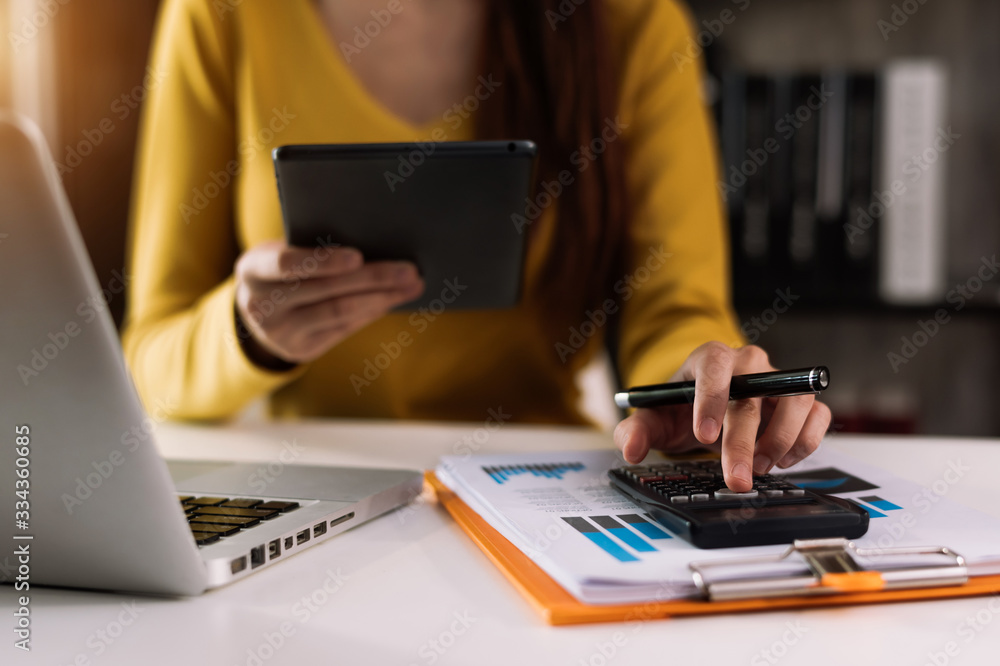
[273,141,537,310]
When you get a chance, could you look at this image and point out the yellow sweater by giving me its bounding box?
[123,0,744,424]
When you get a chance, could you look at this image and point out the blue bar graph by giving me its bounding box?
[483,462,585,485]
[562,517,639,562]
[861,504,887,518]
[859,495,902,512]
[620,513,673,540]
[591,516,657,552]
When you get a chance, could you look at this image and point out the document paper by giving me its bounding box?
[436,448,1000,604]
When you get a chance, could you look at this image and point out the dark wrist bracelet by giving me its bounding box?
[233,305,299,373]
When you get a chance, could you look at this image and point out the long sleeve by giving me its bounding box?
[615,0,746,387]
[119,0,744,425]
[122,0,301,420]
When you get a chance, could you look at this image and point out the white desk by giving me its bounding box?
[18,422,1000,666]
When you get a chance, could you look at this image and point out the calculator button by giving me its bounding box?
[670,495,690,504]
[689,493,710,502]
[785,488,805,497]
[714,488,759,500]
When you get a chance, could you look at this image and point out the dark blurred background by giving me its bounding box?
[1,0,997,436]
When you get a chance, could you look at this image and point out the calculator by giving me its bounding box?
[608,459,869,549]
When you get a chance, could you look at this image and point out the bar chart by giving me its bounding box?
[483,462,585,485]
[562,514,673,562]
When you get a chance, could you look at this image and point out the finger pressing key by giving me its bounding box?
[690,343,735,444]
[720,398,761,492]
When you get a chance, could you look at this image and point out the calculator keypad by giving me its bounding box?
[613,460,804,506]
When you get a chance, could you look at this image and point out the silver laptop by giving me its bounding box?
[0,112,422,595]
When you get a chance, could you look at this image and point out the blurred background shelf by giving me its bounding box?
[1,0,997,437]
[735,302,1000,318]
[686,0,1000,436]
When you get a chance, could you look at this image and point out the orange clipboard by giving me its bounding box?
[426,472,1000,626]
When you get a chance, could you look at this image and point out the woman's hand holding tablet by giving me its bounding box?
[233,240,424,368]
[232,140,537,369]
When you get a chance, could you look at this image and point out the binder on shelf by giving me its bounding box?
[878,60,948,305]
[767,74,801,293]
[427,473,1000,625]
[716,59,949,310]
[813,71,850,303]
[740,74,772,302]
[843,73,879,302]
[787,75,821,281]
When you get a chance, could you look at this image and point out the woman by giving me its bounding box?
[123,0,831,492]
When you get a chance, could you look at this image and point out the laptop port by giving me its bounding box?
[330,512,355,528]
[268,539,281,560]
[230,556,247,575]
[284,536,293,550]
[296,529,310,545]
[313,522,327,537]
[250,545,265,569]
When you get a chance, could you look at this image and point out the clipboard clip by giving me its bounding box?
[690,538,968,602]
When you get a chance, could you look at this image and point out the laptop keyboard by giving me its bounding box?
[178,496,300,546]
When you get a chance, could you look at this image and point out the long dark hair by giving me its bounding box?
[478,0,629,325]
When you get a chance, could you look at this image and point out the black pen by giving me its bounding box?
[614,366,830,409]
